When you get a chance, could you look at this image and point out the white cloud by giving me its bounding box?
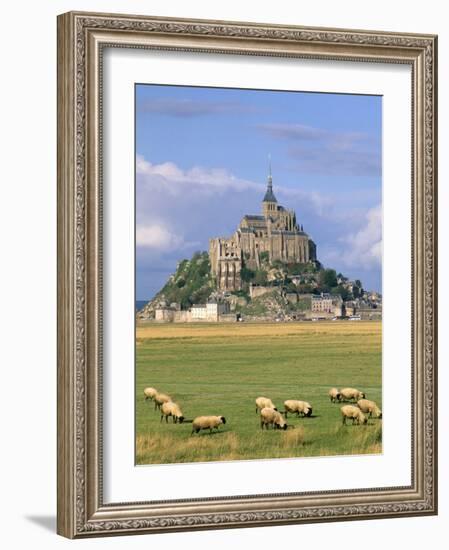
[332,205,382,270]
[136,154,331,215]
[136,154,262,196]
[136,223,198,251]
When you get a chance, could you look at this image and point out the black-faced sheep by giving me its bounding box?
[357,399,382,419]
[154,392,171,411]
[160,401,185,424]
[191,415,226,434]
[328,388,342,402]
[260,407,287,430]
[340,387,366,402]
[143,387,158,400]
[255,396,277,414]
[284,399,312,418]
[340,404,368,425]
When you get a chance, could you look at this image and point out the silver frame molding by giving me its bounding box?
[57,11,438,538]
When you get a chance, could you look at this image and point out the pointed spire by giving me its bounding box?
[263,154,277,203]
[268,153,272,185]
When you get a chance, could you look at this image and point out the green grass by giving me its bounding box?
[136,321,382,464]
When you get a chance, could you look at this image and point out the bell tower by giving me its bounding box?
[262,155,277,218]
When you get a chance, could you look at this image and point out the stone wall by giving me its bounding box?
[249,284,271,299]
[174,310,191,323]
[218,313,238,323]
[155,308,175,322]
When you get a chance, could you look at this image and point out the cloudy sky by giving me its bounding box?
[135,84,382,300]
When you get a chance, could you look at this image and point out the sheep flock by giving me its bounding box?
[143,385,382,437]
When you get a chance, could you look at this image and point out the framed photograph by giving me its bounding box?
[57,11,438,538]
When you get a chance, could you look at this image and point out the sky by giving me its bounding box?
[135,84,382,300]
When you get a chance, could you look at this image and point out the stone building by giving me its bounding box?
[155,306,176,322]
[190,302,230,321]
[209,165,317,291]
[155,301,232,323]
[311,293,334,314]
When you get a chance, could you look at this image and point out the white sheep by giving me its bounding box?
[340,387,366,402]
[284,399,312,418]
[160,401,185,424]
[260,407,287,430]
[191,415,226,434]
[357,399,382,419]
[340,404,367,425]
[154,392,171,411]
[143,387,158,401]
[255,396,277,414]
[328,388,342,402]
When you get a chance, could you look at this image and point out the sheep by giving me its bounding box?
[143,387,158,401]
[340,387,366,402]
[357,399,382,419]
[340,405,367,425]
[328,388,342,402]
[191,415,226,434]
[260,407,287,430]
[160,401,185,424]
[255,396,277,414]
[153,392,171,411]
[284,400,312,418]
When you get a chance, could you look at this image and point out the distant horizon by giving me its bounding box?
[136,84,382,300]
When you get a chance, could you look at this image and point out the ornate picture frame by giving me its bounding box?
[57,11,437,538]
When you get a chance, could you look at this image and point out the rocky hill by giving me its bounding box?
[138,252,214,319]
[138,250,366,321]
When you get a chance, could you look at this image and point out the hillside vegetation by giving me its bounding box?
[138,250,364,319]
[139,252,213,317]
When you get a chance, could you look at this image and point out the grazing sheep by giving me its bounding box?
[154,393,171,411]
[143,387,158,401]
[341,405,368,425]
[340,387,366,402]
[160,401,185,424]
[357,399,382,419]
[284,400,312,418]
[255,396,277,414]
[260,407,287,430]
[328,388,342,402]
[191,415,226,434]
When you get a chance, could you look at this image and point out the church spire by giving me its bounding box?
[263,154,277,203]
[268,153,272,185]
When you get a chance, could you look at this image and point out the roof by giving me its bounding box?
[263,186,277,203]
[312,293,332,300]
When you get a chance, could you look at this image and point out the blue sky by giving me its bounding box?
[135,84,382,300]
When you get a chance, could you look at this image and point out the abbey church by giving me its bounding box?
[209,166,317,291]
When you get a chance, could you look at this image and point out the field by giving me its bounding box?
[136,321,382,465]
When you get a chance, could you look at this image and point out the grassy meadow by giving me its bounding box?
[136,321,382,465]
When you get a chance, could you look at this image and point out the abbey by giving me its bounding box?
[209,167,317,291]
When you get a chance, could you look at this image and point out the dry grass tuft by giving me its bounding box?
[136,432,242,464]
[280,426,305,448]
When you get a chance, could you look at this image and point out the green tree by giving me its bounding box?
[319,268,338,289]
[331,285,349,301]
[253,270,268,285]
[241,266,255,282]
[352,279,364,299]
